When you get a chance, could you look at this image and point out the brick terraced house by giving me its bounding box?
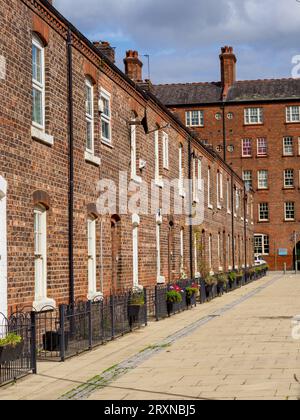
[154,47,300,271]
[0,0,253,315]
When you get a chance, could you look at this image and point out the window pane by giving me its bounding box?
[102,97,110,118]
[86,84,92,116]
[257,138,267,156]
[32,88,43,126]
[32,44,42,84]
[102,119,110,141]
[86,121,93,150]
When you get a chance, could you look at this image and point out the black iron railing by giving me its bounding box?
[35,289,148,362]
[0,312,36,386]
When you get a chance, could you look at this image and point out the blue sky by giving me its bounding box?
[54,0,300,84]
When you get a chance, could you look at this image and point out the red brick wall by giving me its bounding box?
[0,0,253,313]
[171,101,300,270]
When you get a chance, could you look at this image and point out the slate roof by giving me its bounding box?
[153,78,300,105]
[152,82,223,105]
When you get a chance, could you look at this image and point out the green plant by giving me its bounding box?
[0,333,22,348]
[228,271,237,282]
[236,270,243,278]
[166,291,182,304]
[205,275,217,286]
[216,273,228,285]
[128,292,145,306]
[185,287,198,299]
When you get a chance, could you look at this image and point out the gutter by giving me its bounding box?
[67,27,75,305]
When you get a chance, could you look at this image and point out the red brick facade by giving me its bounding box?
[154,48,300,271]
[0,0,253,314]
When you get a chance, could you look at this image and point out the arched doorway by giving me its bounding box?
[293,241,300,271]
[0,176,7,317]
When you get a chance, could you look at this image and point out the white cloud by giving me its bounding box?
[54,0,300,82]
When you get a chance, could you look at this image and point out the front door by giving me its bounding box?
[0,177,7,317]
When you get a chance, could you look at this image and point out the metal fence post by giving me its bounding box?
[144,287,148,326]
[88,301,92,349]
[30,311,37,375]
[59,305,66,362]
[101,299,105,343]
[155,285,159,322]
[110,294,115,340]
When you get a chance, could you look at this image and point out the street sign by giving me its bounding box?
[278,248,288,256]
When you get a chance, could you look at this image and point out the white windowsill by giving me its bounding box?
[131,175,143,185]
[155,179,164,189]
[88,291,104,301]
[208,204,213,210]
[157,276,166,285]
[84,150,101,166]
[33,297,56,312]
[101,139,114,148]
[194,272,201,279]
[179,189,186,198]
[31,126,54,146]
[217,204,222,210]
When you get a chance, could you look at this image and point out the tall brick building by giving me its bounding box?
[0,0,253,316]
[154,47,300,271]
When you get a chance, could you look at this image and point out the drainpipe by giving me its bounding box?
[188,138,194,279]
[243,186,247,270]
[222,102,227,162]
[231,170,235,270]
[67,27,75,305]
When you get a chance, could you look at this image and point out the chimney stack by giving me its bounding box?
[124,50,143,83]
[93,41,116,63]
[220,46,237,98]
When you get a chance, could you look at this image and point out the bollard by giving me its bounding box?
[283,263,286,275]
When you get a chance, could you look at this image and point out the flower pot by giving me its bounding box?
[128,304,141,320]
[0,342,23,364]
[167,302,174,316]
[43,331,69,352]
[205,284,213,300]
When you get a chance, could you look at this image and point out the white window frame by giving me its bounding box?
[130,119,139,181]
[156,212,165,284]
[180,228,184,272]
[185,110,204,127]
[244,108,263,125]
[192,156,198,203]
[208,167,213,209]
[197,158,203,191]
[32,35,45,130]
[33,205,55,310]
[284,169,294,188]
[286,106,300,123]
[162,132,169,170]
[208,234,213,271]
[285,202,295,221]
[283,137,294,156]
[132,214,140,288]
[258,170,268,190]
[257,138,267,156]
[154,130,162,186]
[254,234,269,256]
[87,217,97,299]
[258,203,269,222]
[242,139,252,157]
[243,170,252,190]
[85,78,94,153]
[178,144,185,196]
[227,179,231,214]
[100,88,112,144]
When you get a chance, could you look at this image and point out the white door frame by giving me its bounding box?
[0,176,7,318]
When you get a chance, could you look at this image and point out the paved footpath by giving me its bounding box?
[1,273,300,400]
